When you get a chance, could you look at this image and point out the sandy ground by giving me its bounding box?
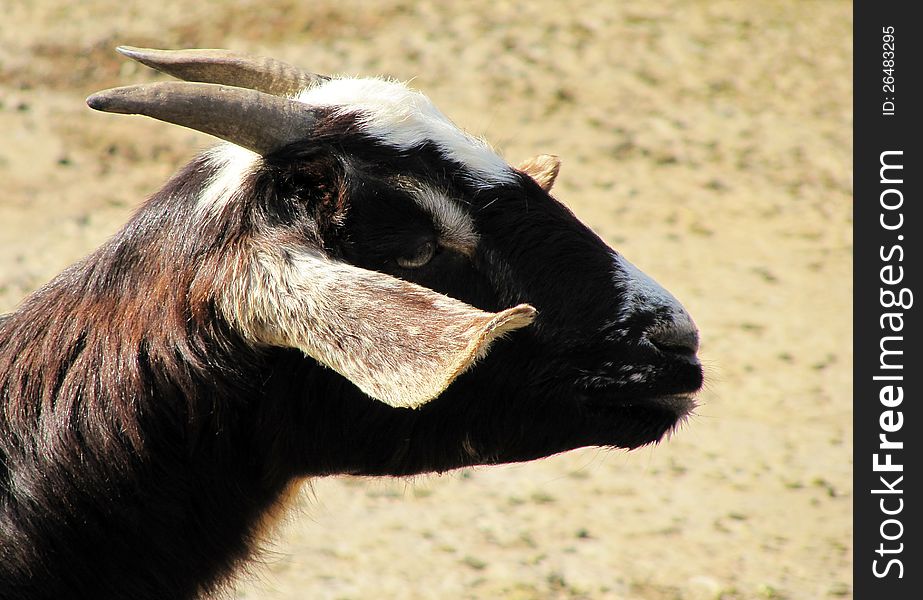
[0,1,852,598]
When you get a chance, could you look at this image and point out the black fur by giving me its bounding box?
[0,116,701,598]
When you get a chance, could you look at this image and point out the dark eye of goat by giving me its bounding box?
[396,240,436,269]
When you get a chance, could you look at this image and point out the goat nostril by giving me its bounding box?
[649,326,700,357]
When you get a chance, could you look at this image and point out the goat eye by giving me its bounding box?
[396,240,436,269]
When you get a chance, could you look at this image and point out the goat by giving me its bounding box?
[0,47,703,599]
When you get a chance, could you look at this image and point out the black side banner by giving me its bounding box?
[854,3,921,598]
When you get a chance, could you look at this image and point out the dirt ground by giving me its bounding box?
[0,1,852,598]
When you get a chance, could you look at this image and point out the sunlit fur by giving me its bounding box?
[196,143,259,216]
[297,77,515,187]
[410,184,480,256]
[217,239,535,407]
[0,78,702,600]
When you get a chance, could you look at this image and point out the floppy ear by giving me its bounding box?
[220,248,536,408]
[517,154,561,192]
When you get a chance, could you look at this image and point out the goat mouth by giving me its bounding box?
[623,393,697,416]
[584,393,697,449]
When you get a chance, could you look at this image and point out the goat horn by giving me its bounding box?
[116,46,328,98]
[86,81,319,155]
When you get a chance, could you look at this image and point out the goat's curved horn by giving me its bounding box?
[116,46,327,98]
[86,81,318,155]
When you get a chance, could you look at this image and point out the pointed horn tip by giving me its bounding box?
[116,45,145,57]
[86,89,133,114]
[86,91,110,111]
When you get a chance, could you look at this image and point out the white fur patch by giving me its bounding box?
[412,186,479,256]
[296,77,516,187]
[197,143,259,215]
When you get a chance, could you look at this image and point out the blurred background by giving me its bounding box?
[0,1,851,598]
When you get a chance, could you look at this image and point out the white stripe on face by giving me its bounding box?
[296,77,516,188]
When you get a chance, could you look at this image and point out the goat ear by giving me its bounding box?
[517,154,561,192]
[220,250,536,408]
